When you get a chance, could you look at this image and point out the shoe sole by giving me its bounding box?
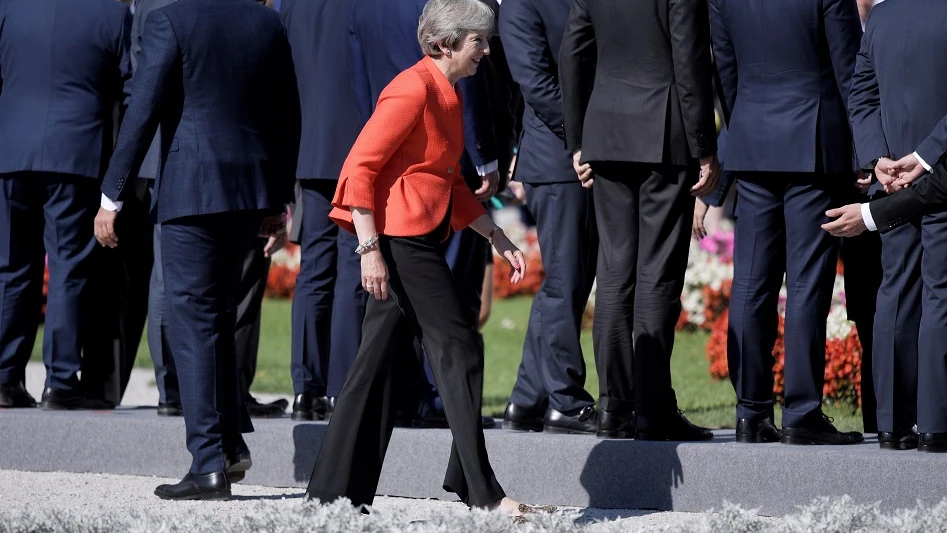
[781,435,864,445]
[248,410,285,419]
[735,433,780,444]
[918,444,947,453]
[543,425,596,435]
[880,441,918,451]
[228,458,252,483]
[154,490,232,501]
[596,430,633,439]
[502,420,543,432]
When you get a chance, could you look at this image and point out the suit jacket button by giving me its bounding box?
[447,167,454,174]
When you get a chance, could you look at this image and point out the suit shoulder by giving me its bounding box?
[393,65,431,93]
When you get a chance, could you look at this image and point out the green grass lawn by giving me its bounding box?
[31,296,864,432]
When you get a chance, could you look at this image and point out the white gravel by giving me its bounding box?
[0,470,711,531]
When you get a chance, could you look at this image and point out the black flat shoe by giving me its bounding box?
[0,382,36,408]
[291,393,327,421]
[597,410,635,439]
[637,410,714,441]
[918,432,947,453]
[246,396,286,418]
[543,406,598,435]
[157,402,183,417]
[226,452,252,483]
[781,414,863,445]
[736,417,781,443]
[879,429,919,450]
[413,402,449,428]
[155,472,230,501]
[502,403,545,432]
[39,387,113,411]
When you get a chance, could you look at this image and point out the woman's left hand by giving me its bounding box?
[491,231,526,284]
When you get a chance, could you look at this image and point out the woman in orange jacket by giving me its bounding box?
[306,0,530,519]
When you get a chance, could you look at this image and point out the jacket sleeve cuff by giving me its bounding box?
[332,175,375,211]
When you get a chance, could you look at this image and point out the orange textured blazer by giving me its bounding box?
[329,56,486,238]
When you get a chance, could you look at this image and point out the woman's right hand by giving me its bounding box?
[491,231,527,285]
[361,250,389,301]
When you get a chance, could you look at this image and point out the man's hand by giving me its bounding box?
[855,171,872,194]
[693,199,710,240]
[94,208,120,248]
[507,181,526,205]
[573,150,593,188]
[889,153,927,190]
[263,232,287,258]
[874,157,903,193]
[822,204,867,237]
[692,154,720,197]
[474,170,500,202]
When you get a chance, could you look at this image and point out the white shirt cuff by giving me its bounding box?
[914,151,932,172]
[100,194,123,212]
[861,202,877,232]
[475,160,499,177]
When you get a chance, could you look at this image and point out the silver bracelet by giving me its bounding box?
[355,234,379,255]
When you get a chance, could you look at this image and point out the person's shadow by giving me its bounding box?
[575,439,684,522]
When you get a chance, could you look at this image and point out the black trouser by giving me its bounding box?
[307,229,504,508]
[589,162,694,432]
[82,183,153,405]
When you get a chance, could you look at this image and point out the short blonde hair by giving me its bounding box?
[417,0,495,58]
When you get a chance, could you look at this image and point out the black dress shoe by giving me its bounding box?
[291,394,328,421]
[39,387,113,411]
[502,403,545,432]
[324,397,337,421]
[414,402,449,428]
[736,417,781,443]
[781,414,863,445]
[597,410,635,439]
[543,406,598,435]
[226,452,252,483]
[918,432,947,453]
[0,382,37,408]
[155,472,231,501]
[246,396,286,418]
[157,402,184,417]
[637,410,714,441]
[878,430,919,450]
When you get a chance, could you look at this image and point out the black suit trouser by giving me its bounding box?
[0,172,98,391]
[307,230,504,508]
[727,173,840,427]
[918,212,947,432]
[510,181,597,413]
[81,183,154,405]
[590,162,694,431]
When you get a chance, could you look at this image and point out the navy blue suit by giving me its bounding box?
[280,0,368,400]
[101,0,299,474]
[501,0,598,415]
[711,0,862,428]
[348,0,499,414]
[0,0,131,392]
[851,0,947,434]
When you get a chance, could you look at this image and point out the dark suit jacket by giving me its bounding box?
[560,0,717,166]
[499,0,572,184]
[280,0,361,181]
[131,0,174,180]
[349,0,498,186]
[710,0,861,174]
[0,0,131,179]
[101,0,300,223]
[850,0,947,169]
